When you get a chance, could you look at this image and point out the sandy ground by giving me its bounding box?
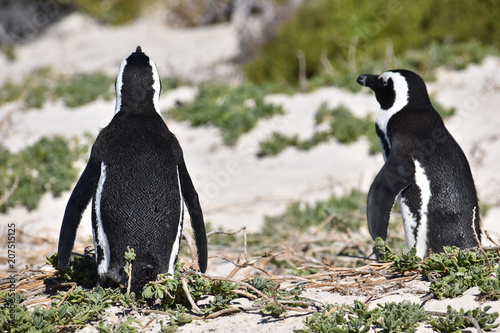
[1,11,500,332]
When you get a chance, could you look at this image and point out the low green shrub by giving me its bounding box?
[261,189,367,239]
[295,300,498,333]
[257,98,456,157]
[0,68,114,110]
[165,81,284,146]
[244,0,500,91]
[62,0,152,25]
[375,238,500,300]
[257,103,374,157]
[0,136,88,213]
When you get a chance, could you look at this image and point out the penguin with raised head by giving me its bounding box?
[58,46,207,293]
[357,69,480,259]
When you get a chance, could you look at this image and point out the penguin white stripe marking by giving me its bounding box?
[149,58,161,114]
[96,162,111,274]
[167,166,184,275]
[398,195,417,249]
[414,159,431,259]
[376,71,409,147]
[114,59,127,114]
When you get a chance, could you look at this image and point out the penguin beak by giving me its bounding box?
[357,74,381,90]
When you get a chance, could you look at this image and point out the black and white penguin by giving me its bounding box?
[357,69,480,258]
[58,46,207,293]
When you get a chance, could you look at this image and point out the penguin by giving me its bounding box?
[357,69,480,259]
[58,46,207,293]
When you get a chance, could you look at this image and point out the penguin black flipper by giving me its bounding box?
[178,156,207,273]
[367,143,415,241]
[58,155,100,269]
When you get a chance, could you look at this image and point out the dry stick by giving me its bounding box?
[199,307,244,319]
[55,282,77,308]
[243,227,248,262]
[483,246,500,251]
[471,206,491,269]
[0,175,19,205]
[232,289,257,300]
[485,230,500,247]
[206,227,246,237]
[144,318,157,329]
[0,98,24,135]
[181,277,202,315]
[219,251,283,279]
[185,271,274,304]
[185,271,318,315]
[224,226,250,279]
[183,231,200,271]
[126,265,133,295]
[426,311,483,333]
[141,308,178,317]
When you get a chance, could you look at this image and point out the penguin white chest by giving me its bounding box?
[376,108,397,158]
[399,159,431,259]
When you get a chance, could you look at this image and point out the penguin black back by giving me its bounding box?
[357,69,480,258]
[58,47,207,294]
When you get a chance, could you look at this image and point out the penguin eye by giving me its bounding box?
[382,79,388,87]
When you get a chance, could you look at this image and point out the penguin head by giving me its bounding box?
[357,69,431,112]
[114,46,161,114]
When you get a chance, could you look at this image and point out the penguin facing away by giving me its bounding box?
[58,46,207,293]
[357,69,480,259]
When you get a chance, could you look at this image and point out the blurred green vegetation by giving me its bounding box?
[0,136,88,213]
[261,189,367,238]
[0,67,184,110]
[257,98,455,158]
[62,0,154,25]
[244,0,500,90]
[0,67,114,109]
[257,103,377,158]
[165,81,284,146]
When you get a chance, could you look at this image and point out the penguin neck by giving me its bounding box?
[113,58,161,115]
[375,104,403,157]
[114,86,160,115]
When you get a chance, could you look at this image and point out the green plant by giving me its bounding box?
[374,237,396,263]
[257,97,456,158]
[296,301,498,333]
[244,0,500,91]
[429,305,499,332]
[0,135,88,213]
[63,0,152,25]
[47,249,98,287]
[96,317,141,333]
[390,247,421,274]
[258,103,373,157]
[375,301,428,333]
[261,189,367,239]
[0,68,115,110]
[142,270,238,313]
[478,266,500,300]
[422,247,495,299]
[55,72,114,107]
[165,81,284,146]
[295,305,348,333]
[0,286,136,333]
[374,238,500,299]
